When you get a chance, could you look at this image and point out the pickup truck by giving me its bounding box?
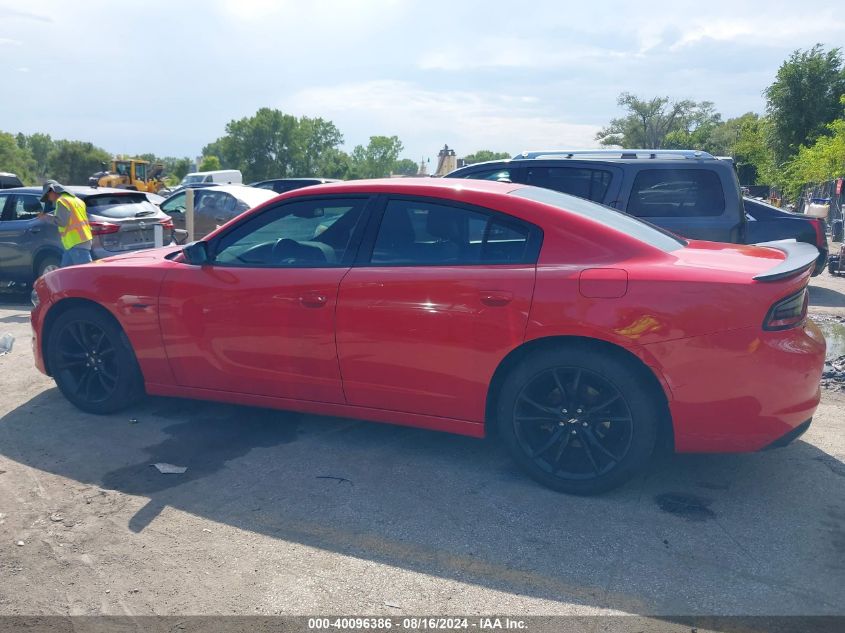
[446,150,828,274]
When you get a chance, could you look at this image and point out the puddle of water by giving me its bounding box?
[814,318,845,360]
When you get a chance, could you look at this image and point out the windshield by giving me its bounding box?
[510,186,686,253]
[182,174,205,185]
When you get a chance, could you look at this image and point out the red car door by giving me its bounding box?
[159,196,370,404]
[336,197,541,423]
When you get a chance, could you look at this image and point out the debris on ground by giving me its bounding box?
[15,540,24,547]
[316,475,353,485]
[821,355,845,392]
[151,463,188,474]
[0,332,14,356]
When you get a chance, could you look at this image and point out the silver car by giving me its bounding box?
[0,186,174,287]
[158,185,277,240]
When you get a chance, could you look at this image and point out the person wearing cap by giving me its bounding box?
[37,181,93,267]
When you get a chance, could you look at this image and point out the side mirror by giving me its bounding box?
[182,241,209,265]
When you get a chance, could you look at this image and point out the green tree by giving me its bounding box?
[596,93,720,149]
[462,150,511,164]
[0,131,36,184]
[168,157,193,181]
[315,148,353,179]
[14,132,54,179]
[198,155,221,171]
[778,96,845,199]
[349,135,404,178]
[46,140,112,185]
[764,44,845,163]
[393,158,419,175]
[203,108,344,182]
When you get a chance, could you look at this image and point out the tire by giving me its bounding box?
[36,254,61,278]
[46,306,144,414]
[497,344,660,495]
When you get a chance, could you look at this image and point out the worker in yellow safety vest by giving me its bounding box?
[37,181,93,267]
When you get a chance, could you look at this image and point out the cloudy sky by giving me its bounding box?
[2,0,844,164]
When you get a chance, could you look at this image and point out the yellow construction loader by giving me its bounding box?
[89,159,166,192]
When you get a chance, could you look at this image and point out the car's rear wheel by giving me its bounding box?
[46,307,144,414]
[497,345,659,495]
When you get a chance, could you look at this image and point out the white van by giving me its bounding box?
[180,169,243,186]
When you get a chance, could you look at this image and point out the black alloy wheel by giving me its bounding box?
[498,345,659,495]
[47,307,144,414]
[513,367,634,480]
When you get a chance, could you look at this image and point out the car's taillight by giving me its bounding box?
[763,288,808,331]
[160,218,174,230]
[89,221,120,235]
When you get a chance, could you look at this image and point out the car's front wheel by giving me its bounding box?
[46,306,144,414]
[497,345,660,495]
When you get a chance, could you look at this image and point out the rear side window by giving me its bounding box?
[511,186,685,253]
[371,198,540,265]
[628,169,725,218]
[526,167,612,202]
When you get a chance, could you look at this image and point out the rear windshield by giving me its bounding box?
[510,186,686,253]
[82,194,159,219]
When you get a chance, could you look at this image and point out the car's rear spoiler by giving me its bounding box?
[752,239,819,282]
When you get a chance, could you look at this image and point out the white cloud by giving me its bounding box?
[0,38,22,45]
[283,80,598,158]
[17,67,29,73]
[419,37,633,71]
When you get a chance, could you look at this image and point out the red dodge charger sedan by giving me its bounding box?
[31,179,826,494]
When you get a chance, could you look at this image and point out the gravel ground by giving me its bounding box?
[0,272,843,619]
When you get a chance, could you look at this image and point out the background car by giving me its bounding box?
[448,150,829,275]
[31,178,825,495]
[744,196,828,273]
[0,172,24,189]
[0,186,173,286]
[158,184,277,239]
[250,177,339,194]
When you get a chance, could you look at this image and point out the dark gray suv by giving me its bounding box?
[447,150,747,243]
[0,186,173,287]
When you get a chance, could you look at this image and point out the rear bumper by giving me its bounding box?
[645,319,826,453]
[763,418,812,449]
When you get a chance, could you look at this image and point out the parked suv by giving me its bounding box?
[446,150,827,273]
[0,187,173,287]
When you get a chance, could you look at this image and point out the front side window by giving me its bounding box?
[161,192,186,213]
[627,169,726,218]
[370,198,539,266]
[526,167,612,202]
[212,198,367,268]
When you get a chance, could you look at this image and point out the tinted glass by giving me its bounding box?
[0,195,10,220]
[213,198,366,268]
[628,169,726,218]
[460,168,513,182]
[510,186,685,253]
[371,198,538,265]
[526,167,612,202]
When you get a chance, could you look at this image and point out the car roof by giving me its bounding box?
[254,178,341,184]
[285,177,521,196]
[1,186,140,197]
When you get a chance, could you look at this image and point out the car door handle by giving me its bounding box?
[300,292,328,308]
[27,226,42,234]
[480,290,513,306]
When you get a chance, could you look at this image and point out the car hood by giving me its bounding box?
[93,245,182,267]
